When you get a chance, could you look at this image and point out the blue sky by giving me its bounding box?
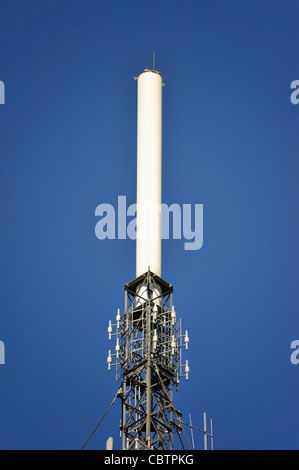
[0,0,298,450]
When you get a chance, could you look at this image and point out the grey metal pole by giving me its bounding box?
[122,290,128,451]
[145,302,152,448]
[189,414,195,449]
[203,412,207,451]
[122,382,126,450]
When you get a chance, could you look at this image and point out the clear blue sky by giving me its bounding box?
[0,0,298,450]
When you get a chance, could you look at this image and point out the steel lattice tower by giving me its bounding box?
[107,269,189,450]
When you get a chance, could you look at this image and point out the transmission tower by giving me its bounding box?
[107,269,190,450]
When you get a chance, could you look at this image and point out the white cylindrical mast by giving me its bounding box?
[136,69,163,278]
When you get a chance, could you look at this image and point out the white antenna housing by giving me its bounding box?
[136,69,162,277]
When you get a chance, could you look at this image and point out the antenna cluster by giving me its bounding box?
[107,299,190,387]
